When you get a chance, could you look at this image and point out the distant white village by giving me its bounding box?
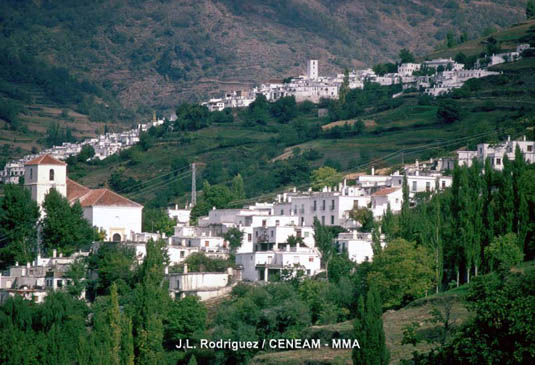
[1,134,534,304]
[1,42,535,305]
[0,118,165,185]
[202,44,532,111]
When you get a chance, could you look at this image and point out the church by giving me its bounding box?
[24,154,143,242]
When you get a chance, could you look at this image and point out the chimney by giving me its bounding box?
[183,263,188,274]
[523,135,527,141]
[507,135,511,142]
[15,261,19,266]
[53,249,57,258]
[164,266,169,275]
[371,166,375,176]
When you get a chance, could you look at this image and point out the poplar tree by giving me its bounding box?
[497,156,514,235]
[381,203,396,241]
[352,285,389,365]
[512,146,528,250]
[400,174,412,240]
[482,158,496,251]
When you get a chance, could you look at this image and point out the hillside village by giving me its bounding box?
[1,132,533,304]
[202,43,533,111]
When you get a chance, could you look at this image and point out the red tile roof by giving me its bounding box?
[25,154,66,166]
[66,178,91,202]
[66,179,142,208]
[372,187,401,196]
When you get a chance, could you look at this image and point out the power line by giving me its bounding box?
[226,129,498,207]
[127,170,192,198]
[114,164,191,195]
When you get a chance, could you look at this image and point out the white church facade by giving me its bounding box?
[24,154,142,242]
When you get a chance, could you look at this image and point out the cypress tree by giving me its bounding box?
[482,158,495,251]
[381,203,396,241]
[352,285,389,365]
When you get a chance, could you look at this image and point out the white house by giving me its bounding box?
[390,172,452,197]
[398,63,421,76]
[457,136,535,170]
[371,187,403,217]
[335,231,376,264]
[235,246,321,282]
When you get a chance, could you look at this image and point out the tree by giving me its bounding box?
[164,296,206,350]
[367,238,434,309]
[485,233,524,271]
[42,189,98,255]
[310,166,342,191]
[339,69,350,104]
[400,174,412,239]
[0,184,40,268]
[399,48,415,63]
[349,207,374,232]
[381,204,397,242]
[314,218,334,281]
[512,146,529,248]
[527,0,535,19]
[352,284,389,365]
[223,227,244,252]
[231,174,245,200]
[128,239,169,364]
[77,144,95,162]
[437,101,461,124]
[142,208,175,236]
[437,269,535,364]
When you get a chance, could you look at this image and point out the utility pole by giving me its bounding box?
[191,163,196,207]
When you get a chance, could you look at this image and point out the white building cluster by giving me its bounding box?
[457,135,535,171]
[202,48,533,111]
[0,118,164,185]
[0,250,88,304]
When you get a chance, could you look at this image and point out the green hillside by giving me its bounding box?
[0,1,530,168]
[69,43,535,211]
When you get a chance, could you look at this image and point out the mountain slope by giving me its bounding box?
[0,0,527,110]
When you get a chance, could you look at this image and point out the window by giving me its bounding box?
[442,181,446,189]
[412,181,417,192]
[300,217,305,226]
[262,220,267,227]
[49,169,54,181]
[57,280,63,288]
[30,168,33,180]
[331,215,334,224]
[180,251,185,258]
[322,200,326,210]
[496,158,501,165]
[248,233,252,241]
[313,200,317,211]
[205,241,209,247]
[296,229,302,238]
[331,200,335,210]
[280,209,284,215]
[528,145,533,152]
[309,257,314,262]
[112,233,121,242]
[270,231,274,237]
[321,216,325,225]
[276,220,280,226]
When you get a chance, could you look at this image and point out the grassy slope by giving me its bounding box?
[427,19,535,59]
[250,288,470,365]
